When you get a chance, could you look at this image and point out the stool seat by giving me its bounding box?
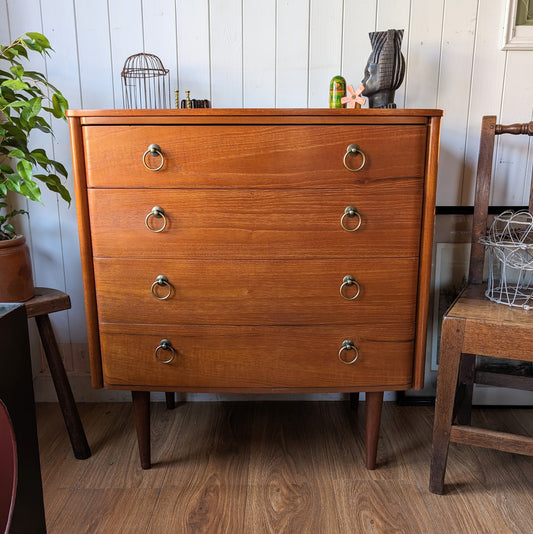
[24,287,71,318]
[23,287,90,460]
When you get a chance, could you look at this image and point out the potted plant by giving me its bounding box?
[0,32,70,302]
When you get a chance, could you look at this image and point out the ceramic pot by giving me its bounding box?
[0,235,34,302]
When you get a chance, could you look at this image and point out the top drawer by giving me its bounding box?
[83,124,427,188]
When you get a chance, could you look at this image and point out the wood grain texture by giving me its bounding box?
[92,257,419,325]
[98,324,415,390]
[83,124,427,188]
[88,185,423,260]
[36,402,533,534]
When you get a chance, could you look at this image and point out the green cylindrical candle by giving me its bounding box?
[329,75,346,108]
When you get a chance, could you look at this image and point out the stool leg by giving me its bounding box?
[365,391,384,470]
[429,317,465,494]
[132,391,151,469]
[35,314,91,460]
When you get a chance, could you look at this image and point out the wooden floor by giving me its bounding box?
[36,401,532,533]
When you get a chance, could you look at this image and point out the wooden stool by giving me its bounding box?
[24,288,91,460]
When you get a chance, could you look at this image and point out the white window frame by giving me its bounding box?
[502,0,533,50]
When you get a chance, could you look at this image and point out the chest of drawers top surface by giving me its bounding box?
[68,109,442,392]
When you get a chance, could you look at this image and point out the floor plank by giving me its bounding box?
[34,401,532,533]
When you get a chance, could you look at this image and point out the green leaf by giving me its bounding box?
[16,159,33,181]
[34,174,71,204]
[9,64,24,79]
[1,78,30,91]
[51,93,68,119]
[8,148,25,159]
[19,179,41,202]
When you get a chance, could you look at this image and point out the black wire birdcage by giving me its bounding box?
[121,53,170,109]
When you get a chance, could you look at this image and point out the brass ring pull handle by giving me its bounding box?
[154,339,176,364]
[343,143,366,172]
[142,143,164,171]
[340,206,362,232]
[151,275,172,300]
[338,340,359,365]
[340,275,361,300]
[145,206,167,233]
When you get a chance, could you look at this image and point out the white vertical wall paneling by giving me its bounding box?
[341,0,376,95]
[41,0,88,371]
[243,0,276,107]
[74,0,114,109]
[108,0,144,109]
[435,0,478,205]
[494,51,533,206]
[141,0,178,106]
[209,0,243,107]
[0,0,10,40]
[404,0,444,109]
[376,0,411,107]
[461,0,507,205]
[176,0,211,104]
[276,0,309,108]
[308,0,344,107]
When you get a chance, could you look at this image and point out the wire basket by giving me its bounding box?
[121,53,170,109]
[481,209,533,309]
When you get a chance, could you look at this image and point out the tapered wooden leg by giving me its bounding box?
[429,318,465,494]
[365,391,384,469]
[132,391,151,469]
[35,314,91,460]
[165,392,176,409]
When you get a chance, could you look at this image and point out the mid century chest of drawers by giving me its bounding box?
[67,108,442,469]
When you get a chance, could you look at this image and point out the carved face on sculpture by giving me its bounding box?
[361,29,405,108]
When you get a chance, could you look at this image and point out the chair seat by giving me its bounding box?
[445,283,533,361]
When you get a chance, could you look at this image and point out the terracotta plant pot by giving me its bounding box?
[0,235,34,302]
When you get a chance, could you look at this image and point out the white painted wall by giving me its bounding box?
[1,0,532,400]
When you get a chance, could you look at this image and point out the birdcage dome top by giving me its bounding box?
[121,53,169,79]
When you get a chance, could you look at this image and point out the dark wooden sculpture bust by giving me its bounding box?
[362,29,405,109]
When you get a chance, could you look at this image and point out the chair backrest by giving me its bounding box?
[468,116,533,284]
[0,400,17,534]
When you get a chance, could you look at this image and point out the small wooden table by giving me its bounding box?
[24,287,90,460]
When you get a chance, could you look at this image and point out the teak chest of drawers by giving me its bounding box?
[67,108,442,469]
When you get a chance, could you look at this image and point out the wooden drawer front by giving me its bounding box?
[83,125,427,188]
[94,258,418,325]
[87,186,423,259]
[99,324,415,390]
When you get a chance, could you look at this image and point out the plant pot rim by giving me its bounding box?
[0,235,26,248]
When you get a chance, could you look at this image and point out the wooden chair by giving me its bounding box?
[429,116,533,494]
[0,400,17,534]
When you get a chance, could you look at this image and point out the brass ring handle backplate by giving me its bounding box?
[340,275,361,300]
[143,143,164,171]
[151,275,172,300]
[338,339,359,364]
[145,206,167,233]
[341,206,362,232]
[343,143,366,172]
[155,339,176,364]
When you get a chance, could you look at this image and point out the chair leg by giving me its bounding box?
[456,353,476,425]
[429,317,465,494]
[132,391,151,469]
[35,314,91,460]
[365,391,384,470]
